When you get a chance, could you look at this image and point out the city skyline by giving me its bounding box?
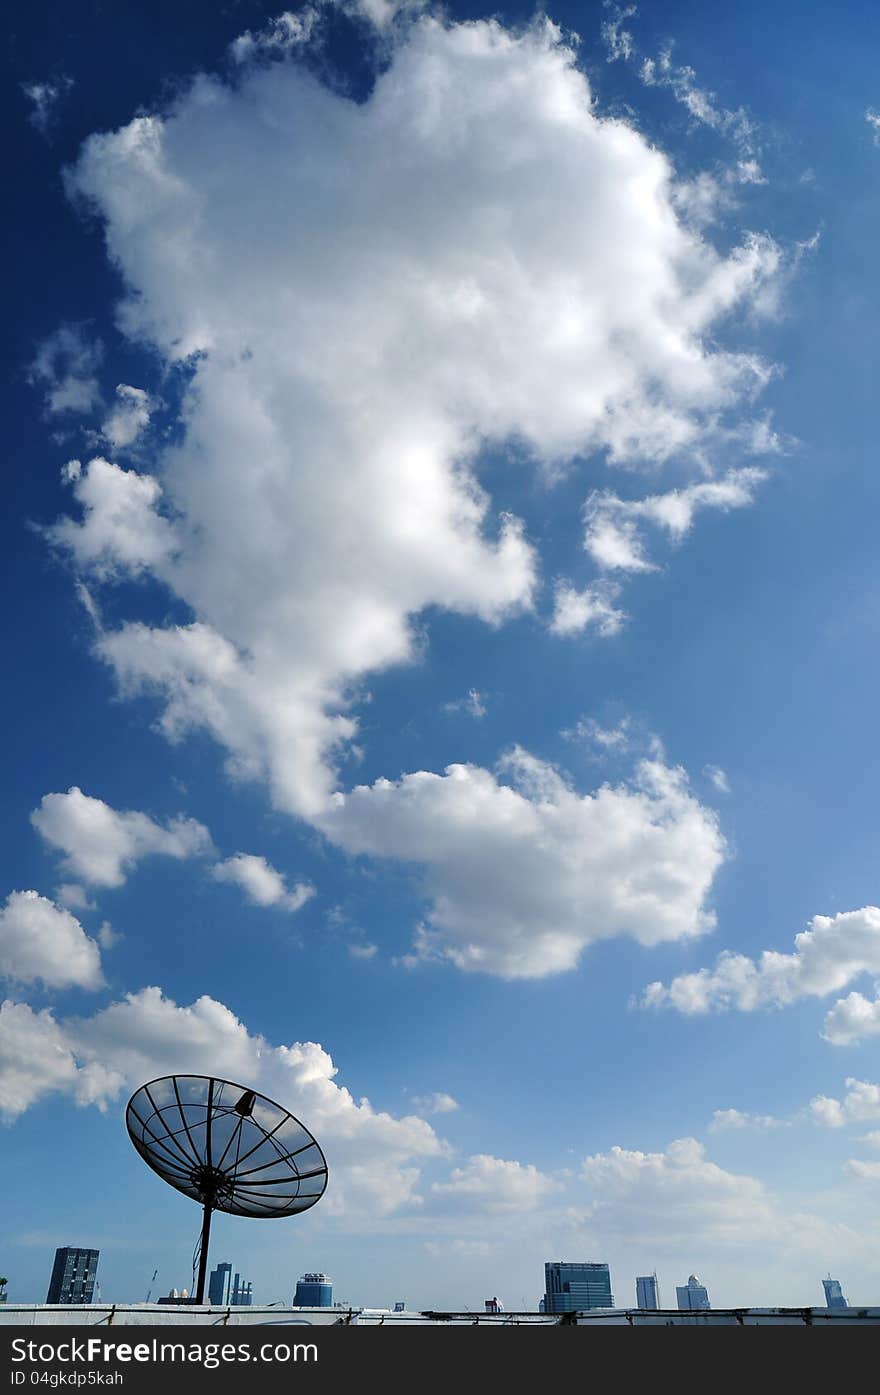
[5,0,880,1311]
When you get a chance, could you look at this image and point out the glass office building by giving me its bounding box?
[294,1273,333,1306]
[676,1275,710,1310]
[822,1278,848,1309]
[543,1262,614,1313]
[46,1248,99,1304]
[636,1274,659,1309]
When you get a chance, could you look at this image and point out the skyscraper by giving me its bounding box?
[676,1275,710,1311]
[636,1274,660,1309]
[294,1273,333,1306]
[46,1248,99,1304]
[207,1262,253,1306]
[822,1277,848,1309]
[543,1262,614,1313]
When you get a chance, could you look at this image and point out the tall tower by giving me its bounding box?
[636,1273,660,1309]
[822,1277,848,1309]
[675,1275,710,1311]
[46,1248,99,1304]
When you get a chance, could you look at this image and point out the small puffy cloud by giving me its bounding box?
[703,764,730,794]
[641,906,880,1023]
[320,750,724,979]
[22,76,73,136]
[211,853,314,912]
[101,385,151,450]
[866,109,880,146]
[29,325,102,416]
[443,689,487,719]
[0,890,103,991]
[97,921,122,949]
[844,1158,880,1181]
[349,942,378,960]
[822,990,880,1046]
[411,1091,459,1115]
[709,1108,781,1133]
[430,1153,560,1212]
[31,787,213,888]
[549,581,625,638]
[857,1131,880,1149]
[584,470,766,574]
[56,883,94,911]
[0,985,445,1214]
[47,457,178,579]
[809,1080,880,1129]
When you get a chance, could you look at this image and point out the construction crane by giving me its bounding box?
[145,1269,158,1303]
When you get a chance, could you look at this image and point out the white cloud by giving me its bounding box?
[349,942,378,960]
[31,787,213,888]
[641,907,880,1026]
[0,986,445,1215]
[320,750,724,978]
[101,384,152,449]
[845,1158,880,1181]
[809,1080,880,1129]
[580,1136,777,1253]
[430,1153,560,1211]
[97,921,122,949]
[574,1137,860,1271]
[56,882,94,911]
[211,853,314,912]
[0,1001,115,1120]
[0,890,103,991]
[708,1108,781,1133]
[57,12,782,827]
[600,3,636,63]
[822,990,880,1046]
[411,1091,459,1115]
[550,581,626,638]
[857,1131,880,1149]
[47,457,178,579]
[639,46,756,160]
[566,716,631,751]
[29,325,102,416]
[584,469,766,574]
[866,109,880,146]
[22,76,73,136]
[703,764,730,794]
[443,689,487,719]
[230,8,321,63]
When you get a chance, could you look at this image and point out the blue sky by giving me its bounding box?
[4,0,880,1312]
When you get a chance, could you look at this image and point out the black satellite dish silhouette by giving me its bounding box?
[126,1075,328,1303]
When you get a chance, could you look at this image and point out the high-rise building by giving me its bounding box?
[543,1262,614,1313]
[46,1248,99,1304]
[207,1262,253,1306]
[822,1277,848,1309]
[294,1273,333,1307]
[636,1274,660,1309]
[676,1275,710,1311]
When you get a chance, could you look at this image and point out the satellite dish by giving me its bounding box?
[126,1074,328,1303]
